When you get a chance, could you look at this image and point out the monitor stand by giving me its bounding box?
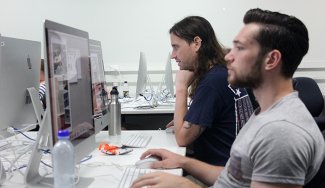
[24,88,95,187]
[24,87,53,187]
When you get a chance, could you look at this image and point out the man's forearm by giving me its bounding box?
[174,85,188,136]
[180,157,223,186]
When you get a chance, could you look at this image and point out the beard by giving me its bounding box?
[228,55,264,89]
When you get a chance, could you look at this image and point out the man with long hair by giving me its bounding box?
[168,16,253,166]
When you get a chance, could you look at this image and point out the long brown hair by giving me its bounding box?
[170,16,226,98]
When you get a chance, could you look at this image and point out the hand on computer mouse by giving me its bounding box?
[165,126,175,133]
[139,149,185,169]
[134,155,161,169]
[166,120,174,128]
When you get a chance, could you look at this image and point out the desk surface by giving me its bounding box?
[121,105,174,114]
[1,130,184,188]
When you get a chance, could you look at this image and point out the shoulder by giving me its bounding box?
[200,65,227,87]
[208,65,227,78]
[250,119,321,160]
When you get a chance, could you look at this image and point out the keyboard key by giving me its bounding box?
[122,134,152,148]
[118,167,153,188]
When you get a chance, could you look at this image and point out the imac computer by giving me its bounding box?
[25,20,97,186]
[135,52,148,100]
[0,34,41,138]
[156,53,175,104]
[164,53,174,98]
[89,39,109,133]
[135,52,154,101]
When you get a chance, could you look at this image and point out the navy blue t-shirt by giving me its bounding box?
[185,65,253,166]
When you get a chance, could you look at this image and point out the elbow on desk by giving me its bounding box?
[175,135,191,147]
[175,125,198,147]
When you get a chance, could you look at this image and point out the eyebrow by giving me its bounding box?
[233,40,242,45]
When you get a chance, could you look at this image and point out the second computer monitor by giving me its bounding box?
[0,35,41,138]
[89,39,109,133]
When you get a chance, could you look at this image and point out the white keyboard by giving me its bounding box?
[118,167,154,188]
[122,134,152,148]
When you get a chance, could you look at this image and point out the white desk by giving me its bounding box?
[121,101,175,130]
[121,105,175,115]
[1,130,184,188]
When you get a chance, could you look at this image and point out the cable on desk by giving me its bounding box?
[12,127,36,141]
[79,155,93,163]
[8,123,38,133]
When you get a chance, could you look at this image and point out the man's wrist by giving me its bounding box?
[179,155,191,169]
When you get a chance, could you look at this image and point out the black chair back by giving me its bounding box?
[293,77,324,117]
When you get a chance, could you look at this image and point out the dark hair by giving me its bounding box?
[244,8,309,78]
[169,16,226,97]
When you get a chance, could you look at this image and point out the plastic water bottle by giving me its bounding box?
[52,130,75,188]
[122,81,130,98]
[109,86,121,136]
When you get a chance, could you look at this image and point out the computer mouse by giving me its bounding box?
[165,126,174,133]
[135,156,161,169]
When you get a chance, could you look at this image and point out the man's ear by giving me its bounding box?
[265,50,281,70]
[193,36,202,52]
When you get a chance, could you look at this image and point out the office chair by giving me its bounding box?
[293,77,325,131]
[303,130,325,188]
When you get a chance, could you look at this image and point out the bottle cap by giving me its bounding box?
[58,129,70,137]
[110,86,119,95]
[124,81,128,83]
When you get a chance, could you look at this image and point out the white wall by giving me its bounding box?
[1,0,325,70]
[1,0,325,93]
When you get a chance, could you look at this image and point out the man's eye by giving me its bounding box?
[236,46,244,50]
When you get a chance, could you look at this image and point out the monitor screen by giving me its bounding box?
[44,20,95,160]
[0,35,41,138]
[89,39,109,133]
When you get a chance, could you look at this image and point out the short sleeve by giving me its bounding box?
[249,121,312,185]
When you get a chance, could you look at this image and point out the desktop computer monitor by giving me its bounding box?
[0,35,41,138]
[89,39,109,133]
[135,52,150,100]
[44,19,95,161]
[163,53,174,97]
[156,53,174,104]
[25,20,96,185]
